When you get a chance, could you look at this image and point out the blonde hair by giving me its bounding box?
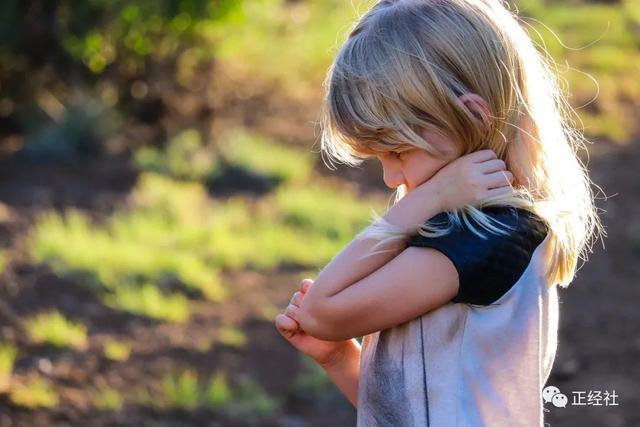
[319,0,606,288]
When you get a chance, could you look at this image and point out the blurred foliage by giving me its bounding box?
[0,343,17,392]
[150,368,280,419]
[0,249,6,275]
[162,369,201,410]
[27,168,385,319]
[206,370,233,408]
[134,128,218,180]
[1,0,636,162]
[8,375,59,409]
[211,0,377,97]
[25,310,88,350]
[217,326,248,348]
[90,385,124,411]
[0,0,241,157]
[292,354,334,396]
[104,282,191,322]
[102,339,132,362]
[218,129,315,184]
[515,0,640,141]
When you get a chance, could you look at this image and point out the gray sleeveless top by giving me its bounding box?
[357,207,558,426]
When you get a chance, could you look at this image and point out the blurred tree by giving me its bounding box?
[0,0,240,159]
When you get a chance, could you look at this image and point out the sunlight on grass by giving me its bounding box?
[90,385,124,410]
[206,371,232,408]
[9,375,59,409]
[162,369,201,410]
[208,182,386,270]
[135,128,219,181]
[158,369,280,419]
[208,0,640,140]
[28,140,388,328]
[29,173,228,309]
[275,182,379,241]
[518,0,640,142]
[103,339,132,362]
[217,326,247,348]
[25,311,88,350]
[207,0,377,97]
[0,343,17,392]
[104,283,191,323]
[0,249,6,275]
[30,165,386,286]
[219,129,314,184]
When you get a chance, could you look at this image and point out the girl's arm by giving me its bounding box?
[303,178,445,303]
[297,150,513,340]
[317,338,361,408]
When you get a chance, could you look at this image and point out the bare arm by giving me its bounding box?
[297,150,513,340]
[317,338,361,408]
[302,179,445,303]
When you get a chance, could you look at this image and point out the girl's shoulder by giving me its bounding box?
[406,206,549,306]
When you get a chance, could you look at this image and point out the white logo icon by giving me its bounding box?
[542,385,568,408]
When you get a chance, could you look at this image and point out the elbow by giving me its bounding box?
[298,298,346,341]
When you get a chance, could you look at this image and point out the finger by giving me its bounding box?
[299,278,313,294]
[479,159,506,174]
[289,291,302,307]
[486,185,514,199]
[285,303,300,321]
[484,170,513,189]
[275,314,300,338]
[470,149,497,163]
[275,313,299,332]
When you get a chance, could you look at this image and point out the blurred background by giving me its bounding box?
[0,0,637,425]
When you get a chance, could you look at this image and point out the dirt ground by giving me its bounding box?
[0,133,638,425]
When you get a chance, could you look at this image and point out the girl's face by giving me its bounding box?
[376,129,462,193]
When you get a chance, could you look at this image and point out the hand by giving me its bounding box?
[428,149,514,211]
[275,278,354,367]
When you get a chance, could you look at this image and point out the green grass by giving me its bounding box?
[137,368,280,419]
[103,339,132,362]
[0,249,6,275]
[9,376,59,409]
[0,343,17,392]
[516,0,640,142]
[162,369,201,410]
[217,326,247,348]
[205,371,233,408]
[25,311,88,350]
[208,0,377,97]
[90,385,124,410]
[208,0,640,141]
[30,166,385,283]
[135,128,220,181]
[27,133,387,330]
[104,283,191,323]
[217,129,315,184]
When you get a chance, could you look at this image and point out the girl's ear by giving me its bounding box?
[458,93,492,129]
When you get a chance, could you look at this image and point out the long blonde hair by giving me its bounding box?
[319,0,606,288]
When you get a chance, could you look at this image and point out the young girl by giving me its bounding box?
[275,0,604,425]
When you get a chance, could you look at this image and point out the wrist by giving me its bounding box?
[316,339,360,370]
[383,180,444,229]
